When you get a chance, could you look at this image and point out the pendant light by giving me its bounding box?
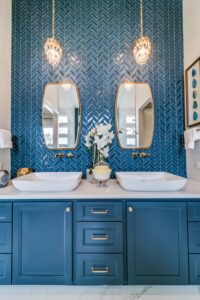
[133,0,152,65]
[44,0,62,67]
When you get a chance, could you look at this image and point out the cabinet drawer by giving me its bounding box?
[76,202,123,221]
[189,222,200,253]
[0,254,11,284]
[188,203,200,221]
[0,223,11,253]
[189,254,200,284]
[0,204,12,222]
[75,254,123,285]
[76,222,123,253]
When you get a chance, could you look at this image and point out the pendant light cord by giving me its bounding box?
[52,0,55,38]
[140,0,143,37]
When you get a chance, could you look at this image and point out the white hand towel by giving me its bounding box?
[0,129,12,149]
[184,127,200,150]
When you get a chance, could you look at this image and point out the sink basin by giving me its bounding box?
[116,172,187,192]
[12,172,82,192]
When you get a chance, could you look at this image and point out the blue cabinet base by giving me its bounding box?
[0,199,199,285]
[0,255,11,285]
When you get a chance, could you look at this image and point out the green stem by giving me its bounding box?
[93,144,97,167]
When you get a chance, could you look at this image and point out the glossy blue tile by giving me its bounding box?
[11,0,185,177]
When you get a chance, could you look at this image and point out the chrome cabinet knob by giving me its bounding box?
[66,207,71,213]
[128,206,134,213]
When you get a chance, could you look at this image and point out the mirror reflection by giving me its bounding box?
[115,82,154,149]
[42,82,81,149]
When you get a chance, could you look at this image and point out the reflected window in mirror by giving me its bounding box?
[42,82,81,150]
[115,82,154,149]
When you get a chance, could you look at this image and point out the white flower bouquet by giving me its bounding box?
[85,123,114,167]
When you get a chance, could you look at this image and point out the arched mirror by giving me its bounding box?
[42,81,81,149]
[115,82,154,149]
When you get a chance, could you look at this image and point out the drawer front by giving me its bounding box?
[76,202,123,221]
[0,223,11,253]
[76,222,123,253]
[75,254,123,285]
[0,254,11,284]
[189,254,200,284]
[0,204,12,222]
[189,222,200,253]
[188,203,200,221]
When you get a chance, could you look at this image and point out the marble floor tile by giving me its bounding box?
[0,286,199,300]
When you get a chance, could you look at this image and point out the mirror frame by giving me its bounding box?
[115,81,154,150]
[42,80,82,150]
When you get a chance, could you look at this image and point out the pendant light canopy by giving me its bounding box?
[133,0,152,65]
[44,0,62,67]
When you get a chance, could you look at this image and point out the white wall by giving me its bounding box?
[0,0,12,171]
[183,0,200,70]
[183,0,200,180]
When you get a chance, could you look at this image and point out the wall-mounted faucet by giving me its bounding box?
[54,153,74,159]
[132,152,150,158]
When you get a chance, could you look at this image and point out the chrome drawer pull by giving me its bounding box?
[91,267,109,273]
[91,234,109,241]
[91,209,110,215]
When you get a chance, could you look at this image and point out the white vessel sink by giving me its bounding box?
[116,172,187,192]
[12,172,82,192]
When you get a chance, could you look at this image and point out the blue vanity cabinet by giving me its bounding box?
[0,203,12,285]
[188,203,200,284]
[127,202,188,285]
[12,202,72,285]
[74,201,124,285]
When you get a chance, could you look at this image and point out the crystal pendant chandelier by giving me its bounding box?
[133,0,152,65]
[44,0,62,67]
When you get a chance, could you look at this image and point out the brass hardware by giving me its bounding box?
[66,207,71,213]
[132,152,150,158]
[91,234,109,241]
[91,209,109,215]
[91,267,109,274]
[17,168,33,177]
[128,206,134,213]
[55,153,65,158]
[55,153,74,158]
[66,152,74,158]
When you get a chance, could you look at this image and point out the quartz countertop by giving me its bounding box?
[0,179,200,201]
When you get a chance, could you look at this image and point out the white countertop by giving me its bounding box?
[0,179,200,200]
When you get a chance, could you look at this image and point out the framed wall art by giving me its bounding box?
[186,57,200,127]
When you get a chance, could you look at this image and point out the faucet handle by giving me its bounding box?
[66,153,74,158]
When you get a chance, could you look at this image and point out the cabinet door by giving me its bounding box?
[127,202,188,285]
[13,202,72,284]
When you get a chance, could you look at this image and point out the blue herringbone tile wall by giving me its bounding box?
[11,0,185,178]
